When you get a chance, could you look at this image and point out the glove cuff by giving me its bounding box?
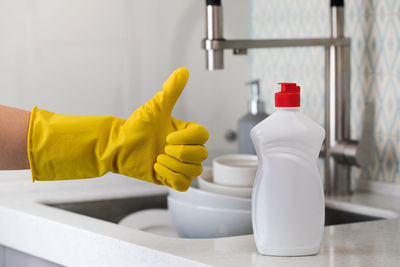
[27,106,38,182]
[27,107,124,181]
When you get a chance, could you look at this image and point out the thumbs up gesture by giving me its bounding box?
[121,67,209,190]
[28,67,209,191]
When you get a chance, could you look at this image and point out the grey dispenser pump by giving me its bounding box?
[238,80,268,154]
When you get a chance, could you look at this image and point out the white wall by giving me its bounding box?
[0,0,250,163]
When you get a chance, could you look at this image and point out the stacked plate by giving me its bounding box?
[168,154,258,238]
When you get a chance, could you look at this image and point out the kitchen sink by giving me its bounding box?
[44,194,390,228]
[324,205,383,226]
[46,194,168,224]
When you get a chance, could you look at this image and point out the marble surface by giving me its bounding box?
[0,170,400,266]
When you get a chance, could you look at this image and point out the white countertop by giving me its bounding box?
[1,170,400,267]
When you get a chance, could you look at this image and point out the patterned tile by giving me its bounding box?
[365,134,399,183]
[379,77,399,134]
[371,15,399,74]
[379,16,398,73]
[348,15,367,75]
[365,15,380,74]
[251,0,400,183]
[394,1,400,15]
[347,0,397,16]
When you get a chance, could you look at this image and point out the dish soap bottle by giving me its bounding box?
[250,83,325,256]
[238,80,268,154]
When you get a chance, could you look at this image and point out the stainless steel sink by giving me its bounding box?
[46,194,168,224]
[44,194,388,228]
[324,205,382,226]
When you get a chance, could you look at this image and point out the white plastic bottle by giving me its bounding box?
[250,83,325,256]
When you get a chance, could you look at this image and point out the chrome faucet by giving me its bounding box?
[202,0,375,196]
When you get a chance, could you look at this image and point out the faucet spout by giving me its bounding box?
[204,0,224,70]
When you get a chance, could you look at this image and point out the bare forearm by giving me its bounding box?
[0,105,30,169]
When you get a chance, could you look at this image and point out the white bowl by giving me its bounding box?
[167,196,252,238]
[213,154,258,187]
[198,169,252,198]
[168,178,251,211]
[119,209,178,237]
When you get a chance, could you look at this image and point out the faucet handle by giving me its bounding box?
[331,102,375,167]
[354,102,375,167]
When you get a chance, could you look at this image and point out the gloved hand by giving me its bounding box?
[27,67,209,191]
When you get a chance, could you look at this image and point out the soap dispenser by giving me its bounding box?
[238,80,268,154]
[250,83,325,256]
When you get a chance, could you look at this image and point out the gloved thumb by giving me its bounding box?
[159,67,189,114]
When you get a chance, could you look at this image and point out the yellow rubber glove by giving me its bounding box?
[27,67,209,191]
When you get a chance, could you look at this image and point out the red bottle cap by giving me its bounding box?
[275,82,300,107]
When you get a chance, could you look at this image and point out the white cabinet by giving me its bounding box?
[0,245,4,267]
[0,245,62,267]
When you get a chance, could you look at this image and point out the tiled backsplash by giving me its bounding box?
[250,0,400,183]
